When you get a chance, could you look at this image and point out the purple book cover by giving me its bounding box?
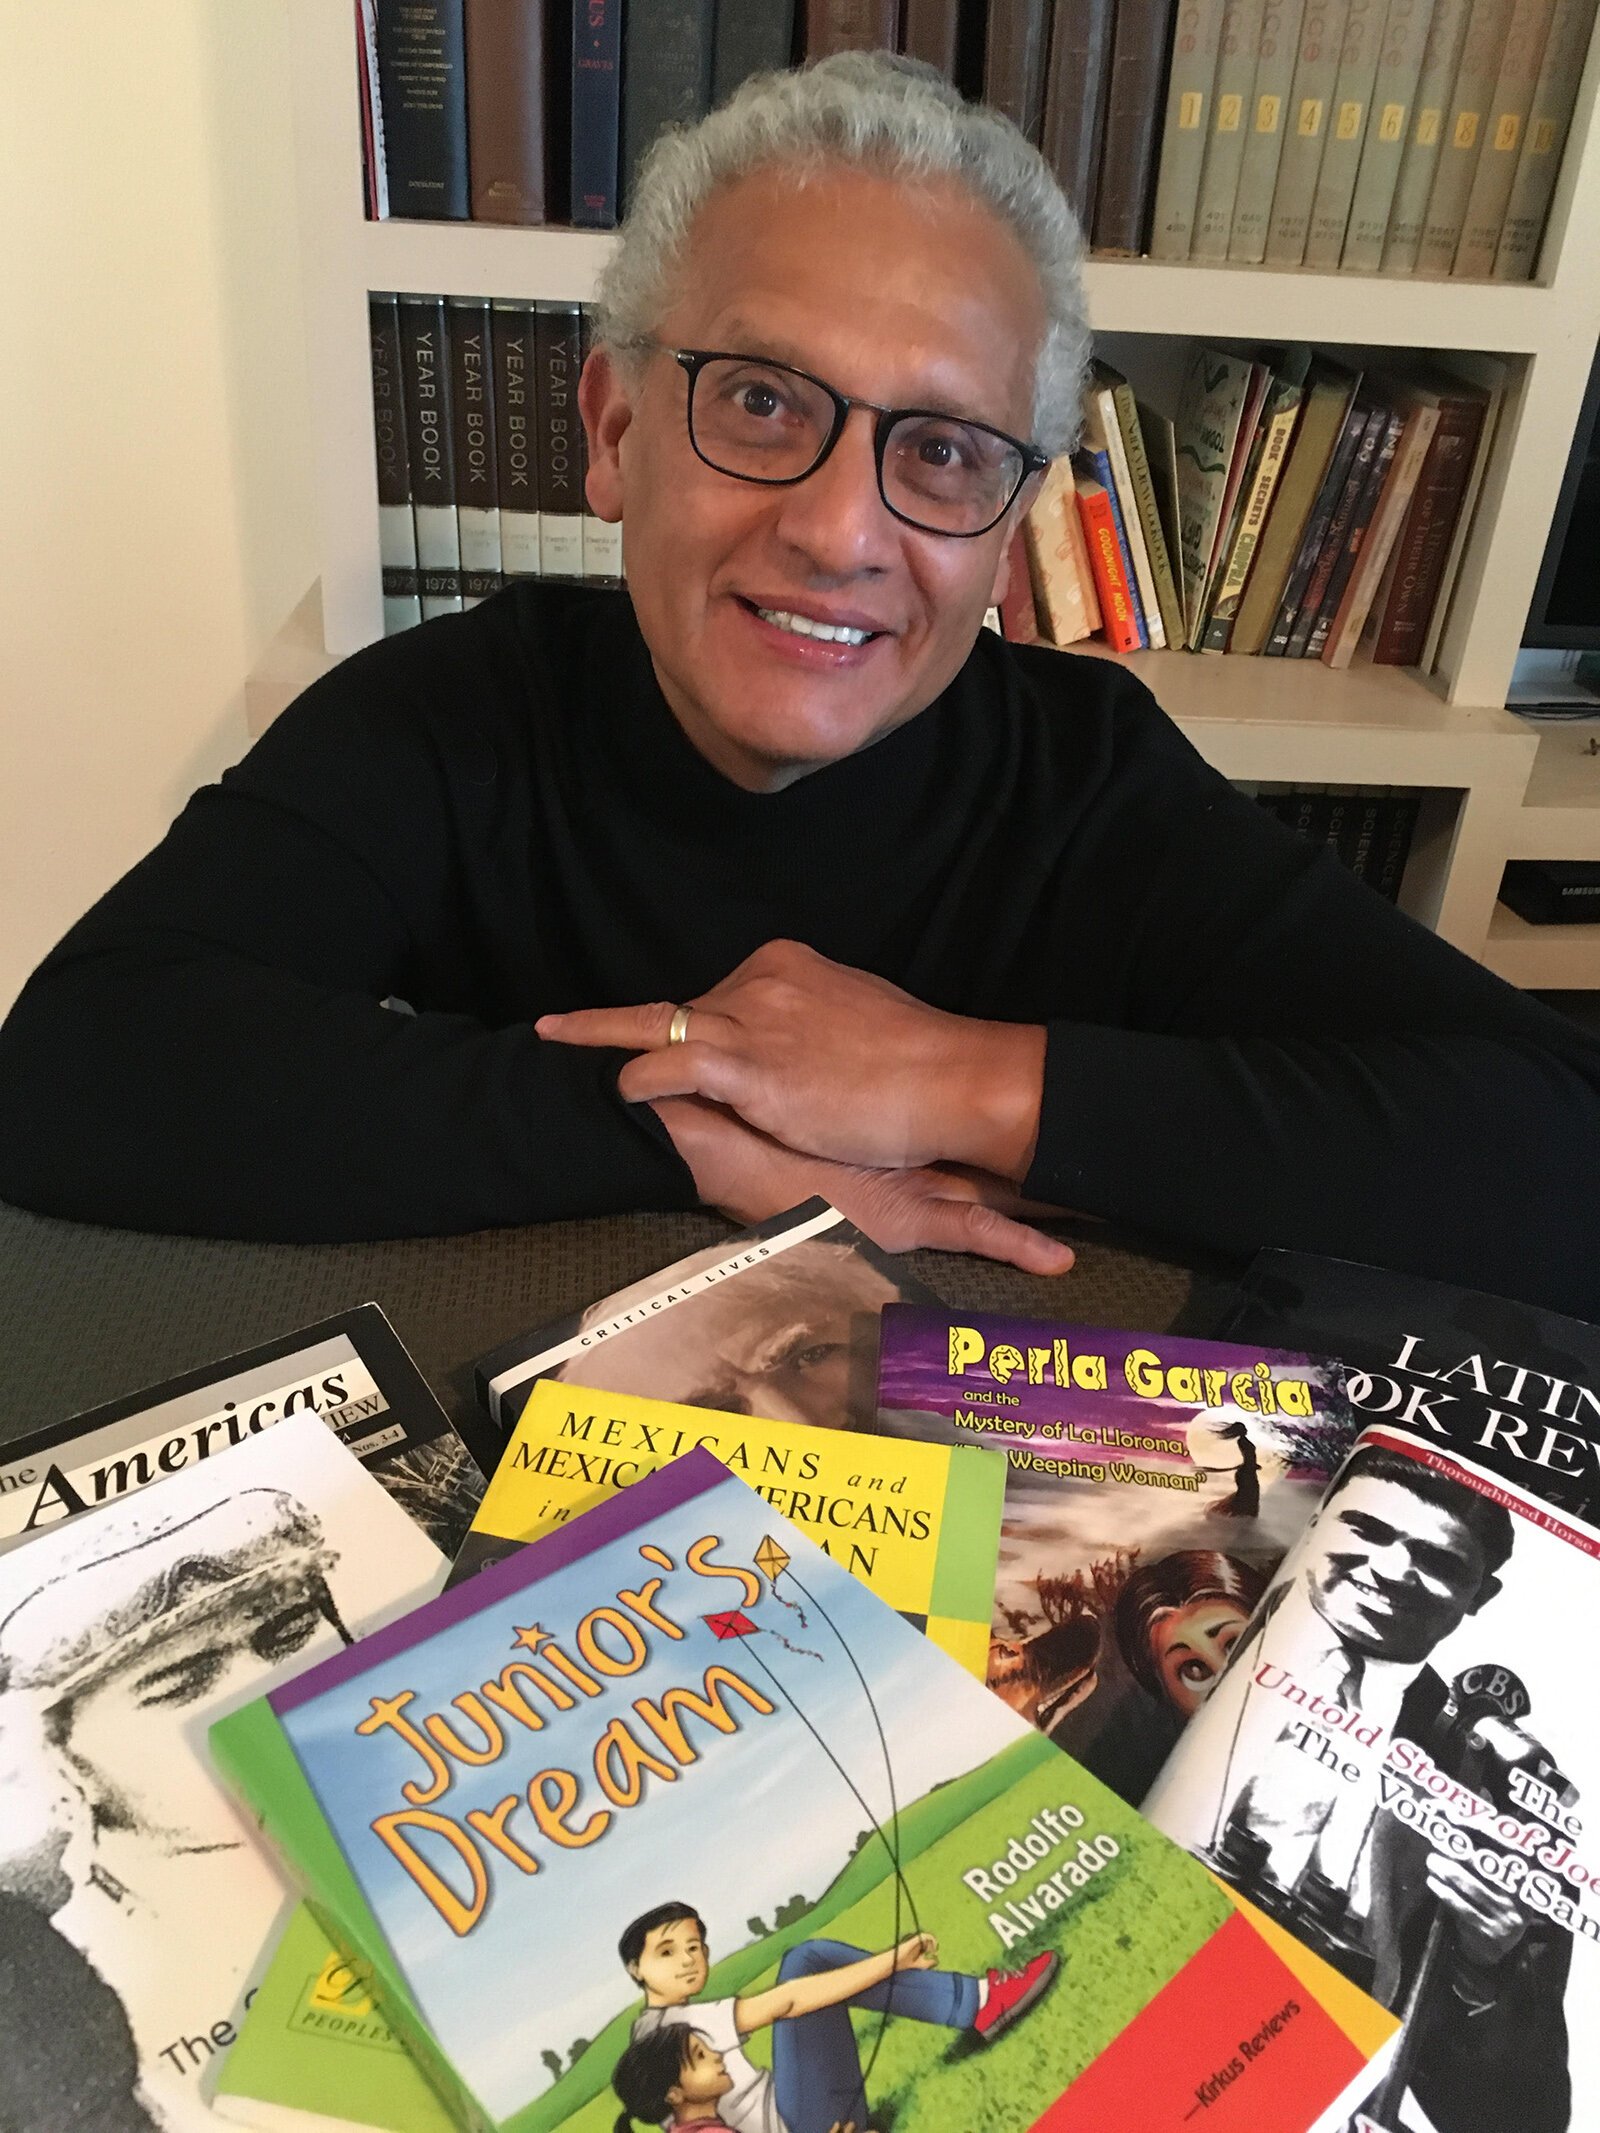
[874,1305,1358,1803]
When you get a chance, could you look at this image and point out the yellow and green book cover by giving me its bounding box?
[454,1381,1008,1681]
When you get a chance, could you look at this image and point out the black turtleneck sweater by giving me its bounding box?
[3,582,1599,1313]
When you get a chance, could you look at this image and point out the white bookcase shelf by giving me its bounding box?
[279,0,1600,980]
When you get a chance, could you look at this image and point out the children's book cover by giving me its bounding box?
[213,1450,1395,2133]
[449,1380,1006,1679]
[874,1307,1360,1801]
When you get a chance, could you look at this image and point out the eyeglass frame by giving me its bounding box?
[631,340,1052,539]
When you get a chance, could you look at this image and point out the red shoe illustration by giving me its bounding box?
[972,1951,1060,2043]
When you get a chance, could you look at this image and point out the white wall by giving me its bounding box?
[1,0,315,1012]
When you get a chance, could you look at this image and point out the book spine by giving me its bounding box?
[397,294,462,616]
[1202,384,1307,648]
[490,302,541,576]
[621,0,715,214]
[1040,0,1118,225]
[1493,0,1596,275]
[804,0,900,52]
[1371,792,1420,899]
[1024,465,1098,642]
[1191,0,1273,256]
[998,525,1042,641]
[535,301,584,578]
[464,0,546,223]
[1339,0,1434,265]
[355,0,390,219]
[1149,0,1232,254]
[985,0,1052,142]
[713,0,799,102]
[578,311,624,579]
[447,297,501,604]
[1263,0,1353,261]
[1076,480,1144,650]
[368,295,422,633]
[1306,407,1402,656]
[1092,0,1180,249]
[1059,461,1105,631]
[1226,0,1311,254]
[1095,386,1166,645]
[1379,0,1475,264]
[1322,400,1441,663]
[1112,379,1185,647]
[1302,0,1389,262]
[570,0,623,226]
[1083,445,1150,644]
[372,0,469,219]
[1370,399,1480,659]
[1414,0,1518,271]
[1284,406,1385,655]
[1264,400,1368,654]
[1452,0,1560,272]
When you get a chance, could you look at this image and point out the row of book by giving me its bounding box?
[999,342,1505,670]
[8,1203,1595,2128]
[369,291,621,635]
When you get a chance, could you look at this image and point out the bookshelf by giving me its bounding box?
[265,0,1600,979]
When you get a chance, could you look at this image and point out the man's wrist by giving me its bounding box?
[945,1021,1047,1180]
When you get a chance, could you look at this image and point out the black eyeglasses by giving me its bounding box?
[639,343,1050,539]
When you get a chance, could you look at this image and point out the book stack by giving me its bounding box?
[369,293,623,634]
[7,1199,1596,2129]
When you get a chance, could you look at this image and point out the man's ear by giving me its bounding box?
[990,538,1012,607]
[579,343,633,523]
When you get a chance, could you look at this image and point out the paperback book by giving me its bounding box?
[873,1306,1360,1802]
[212,1449,1398,2133]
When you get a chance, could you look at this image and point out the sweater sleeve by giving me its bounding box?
[1020,679,1600,1318]
[0,622,695,1241]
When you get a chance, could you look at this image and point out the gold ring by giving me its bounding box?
[668,1005,692,1045]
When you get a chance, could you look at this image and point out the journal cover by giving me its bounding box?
[212,1450,1397,2133]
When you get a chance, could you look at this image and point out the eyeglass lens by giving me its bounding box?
[689,357,1024,534]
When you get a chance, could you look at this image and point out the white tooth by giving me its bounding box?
[756,606,869,646]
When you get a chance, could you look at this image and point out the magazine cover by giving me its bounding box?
[448,1380,1007,1678]
[0,1410,447,2132]
[874,1306,1359,1799]
[475,1201,941,1437]
[213,1449,1398,2133]
[0,1303,490,1559]
[1143,1420,1598,2133]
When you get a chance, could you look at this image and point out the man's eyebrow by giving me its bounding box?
[708,322,1005,428]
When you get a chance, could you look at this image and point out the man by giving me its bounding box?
[2,56,1598,1310]
[1143,1444,1572,2132]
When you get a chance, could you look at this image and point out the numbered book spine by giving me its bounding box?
[620,0,715,214]
[713,0,799,104]
[1380,0,1475,263]
[534,301,584,578]
[446,298,501,604]
[397,294,462,616]
[368,295,421,633]
[578,311,623,579]
[1493,0,1597,275]
[372,0,469,219]
[570,0,623,226]
[491,302,540,577]
[1414,0,1517,271]
[1452,0,1560,272]
[1302,0,1389,262]
[1226,0,1310,256]
[464,0,546,223]
[1191,0,1272,257]
[1263,0,1352,260]
[1079,443,1150,643]
[1149,0,1232,254]
[1040,0,1118,226]
[1092,0,1180,249]
[1340,0,1435,266]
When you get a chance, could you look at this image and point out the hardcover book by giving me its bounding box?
[1300,0,1388,264]
[447,296,503,604]
[451,1378,1007,1679]
[1379,0,1475,268]
[1492,0,1598,276]
[1201,345,1313,653]
[212,1449,1398,2132]
[464,0,548,223]
[369,294,423,634]
[534,300,584,577]
[372,0,469,219]
[1173,345,1260,647]
[475,1200,940,1437]
[1226,0,1312,259]
[1263,0,1354,263]
[1190,0,1273,259]
[0,1412,446,2131]
[872,1305,1358,1802]
[1039,0,1117,223]
[398,293,463,617]
[569,0,623,226]
[1148,0,1232,256]
[1074,471,1144,650]
[1230,363,1360,656]
[1413,0,1518,272]
[1338,0,1437,269]
[0,1302,489,1559]
[1091,0,1180,251]
[1451,0,1561,274]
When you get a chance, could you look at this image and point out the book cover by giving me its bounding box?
[1285,401,1390,657]
[1321,385,1441,664]
[534,300,584,578]
[1264,396,1373,657]
[1190,0,1273,258]
[1173,345,1257,649]
[465,0,547,224]
[1091,0,1180,251]
[874,1305,1359,1802]
[1263,0,1354,263]
[369,293,423,635]
[1493,0,1597,276]
[570,0,623,227]
[1202,346,1313,653]
[1148,0,1232,255]
[999,523,1045,642]
[620,0,715,215]
[1301,0,1388,263]
[356,0,390,220]
[1338,0,1436,268]
[713,0,798,103]
[1039,0,1117,224]
[1303,405,1403,658]
[373,0,470,219]
[475,1200,940,1437]
[451,1378,1008,1680]
[1413,0,1518,272]
[1230,361,1359,656]
[1110,372,1185,647]
[1075,472,1144,650]
[0,1302,489,1560]
[1226,0,1311,259]
[398,293,463,618]
[447,296,503,605]
[1368,372,1488,662]
[1451,0,1561,273]
[491,300,542,578]
[985,0,1052,142]
[212,1449,1398,2132]
[1379,0,1475,266]
[0,1413,446,2132]
[1024,459,1102,644]
[1086,371,1163,644]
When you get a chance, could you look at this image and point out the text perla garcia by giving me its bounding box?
[946,1327,1315,1415]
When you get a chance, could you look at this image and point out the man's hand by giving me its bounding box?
[893,1932,939,1971]
[652,1096,1073,1275]
[1425,1852,1528,1968]
[536,941,1047,1179]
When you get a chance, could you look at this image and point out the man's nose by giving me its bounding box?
[768,407,900,576]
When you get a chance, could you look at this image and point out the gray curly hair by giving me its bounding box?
[591,53,1088,458]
